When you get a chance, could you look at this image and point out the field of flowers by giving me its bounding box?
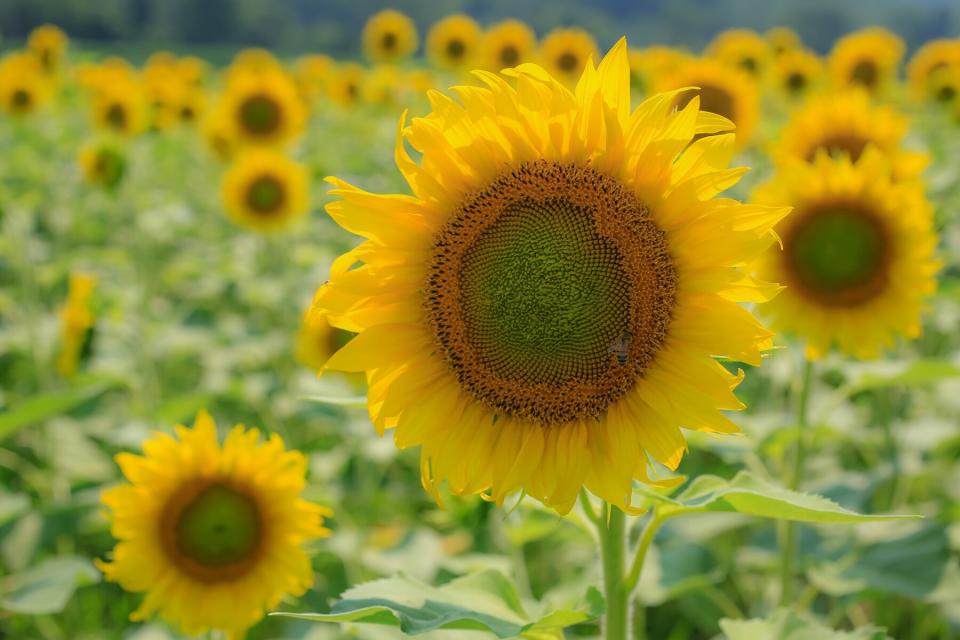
[1,11,960,640]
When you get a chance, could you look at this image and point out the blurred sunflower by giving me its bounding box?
[707,28,770,77]
[175,87,207,125]
[361,64,399,106]
[295,306,356,371]
[771,49,824,100]
[0,54,52,117]
[539,27,599,86]
[221,69,306,147]
[176,56,207,86]
[222,150,309,232]
[480,19,537,72]
[627,46,691,93]
[426,14,482,71]
[363,9,419,63]
[927,64,960,108]
[766,26,802,56]
[753,149,938,359]
[57,273,96,378]
[906,38,960,101]
[656,57,760,147]
[97,410,331,640]
[227,48,283,81]
[311,40,787,514]
[202,107,237,161]
[294,54,334,104]
[92,85,146,136]
[327,63,365,109]
[79,140,127,191]
[828,27,904,95]
[774,89,927,181]
[27,24,68,73]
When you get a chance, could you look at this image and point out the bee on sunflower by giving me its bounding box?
[363,9,419,63]
[828,27,904,95]
[220,68,306,148]
[906,38,960,102]
[98,410,332,640]
[426,14,482,71]
[309,39,787,515]
[707,28,771,78]
[770,49,824,101]
[773,89,927,181]
[656,57,760,147]
[538,27,600,86]
[221,150,309,232]
[56,273,97,378]
[27,24,68,73]
[0,54,52,117]
[79,140,127,191]
[480,19,537,72]
[752,149,938,359]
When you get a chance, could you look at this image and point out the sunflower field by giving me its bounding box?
[1,5,960,640]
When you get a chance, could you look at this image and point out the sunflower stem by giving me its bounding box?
[599,503,629,640]
[780,357,814,606]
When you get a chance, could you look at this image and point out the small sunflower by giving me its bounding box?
[91,85,146,136]
[203,106,238,161]
[311,39,787,514]
[361,64,400,106]
[627,46,692,94]
[774,89,927,181]
[27,24,68,73]
[227,48,283,82]
[0,54,51,117]
[927,64,960,108]
[97,410,331,640]
[295,54,335,104]
[771,49,824,100]
[327,63,365,109]
[295,306,356,371]
[707,28,770,78]
[175,87,207,125]
[765,27,802,56]
[221,69,306,147]
[427,14,482,71]
[753,149,938,359]
[828,27,904,95]
[222,150,309,232]
[906,38,960,101]
[363,9,419,63]
[480,19,537,72]
[656,57,760,148]
[539,27,600,86]
[57,273,96,378]
[176,56,207,86]
[79,141,127,191]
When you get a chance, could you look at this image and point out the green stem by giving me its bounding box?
[780,358,814,606]
[599,503,628,640]
[624,512,666,593]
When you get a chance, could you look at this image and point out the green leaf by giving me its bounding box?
[644,471,919,523]
[274,569,598,638]
[721,609,889,640]
[0,492,29,527]
[0,556,101,615]
[0,383,115,441]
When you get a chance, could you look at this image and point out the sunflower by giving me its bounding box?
[295,305,356,371]
[656,57,760,148]
[480,19,537,72]
[828,27,904,95]
[753,149,938,359]
[222,150,309,232]
[294,54,335,104]
[363,9,419,63]
[57,273,96,378]
[773,89,927,181]
[766,27,802,57]
[176,56,207,86]
[91,84,146,136]
[97,410,331,640]
[27,24,68,73]
[707,29,770,78]
[361,64,400,106]
[203,106,237,161]
[79,140,127,191]
[426,14,482,71]
[771,49,824,100]
[220,69,306,147]
[228,48,283,82]
[539,27,600,86]
[927,64,960,108]
[0,54,52,117]
[327,63,365,109]
[906,38,960,101]
[627,46,691,94]
[175,87,207,125]
[310,39,786,514]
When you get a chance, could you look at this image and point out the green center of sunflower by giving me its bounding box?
[499,44,520,67]
[175,484,261,568]
[239,94,281,136]
[557,51,579,73]
[246,175,285,214]
[785,206,890,306]
[11,88,32,110]
[106,103,127,129]
[936,84,956,102]
[427,160,677,425]
[786,71,807,93]
[851,59,878,88]
[739,56,758,73]
[381,31,398,52]
[446,38,466,60]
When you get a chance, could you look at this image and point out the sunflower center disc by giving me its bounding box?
[173,484,261,570]
[427,161,677,425]
[446,39,465,60]
[106,103,127,128]
[851,59,878,88]
[246,175,285,213]
[240,94,281,135]
[808,134,868,162]
[12,89,32,109]
[500,45,520,67]
[787,72,806,93]
[557,51,579,72]
[785,206,890,306]
[686,84,735,121]
[381,32,397,51]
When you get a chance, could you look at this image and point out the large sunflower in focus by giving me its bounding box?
[427,14,482,71]
[656,57,759,148]
[221,69,306,147]
[98,411,331,640]
[828,28,904,95]
[310,40,786,514]
[906,38,960,102]
[222,150,309,232]
[774,89,927,181]
[480,19,536,72]
[707,29,770,78]
[363,9,419,63]
[539,28,599,86]
[753,149,938,359]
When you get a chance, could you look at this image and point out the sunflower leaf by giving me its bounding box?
[720,608,890,639]
[0,381,117,441]
[0,556,101,615]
